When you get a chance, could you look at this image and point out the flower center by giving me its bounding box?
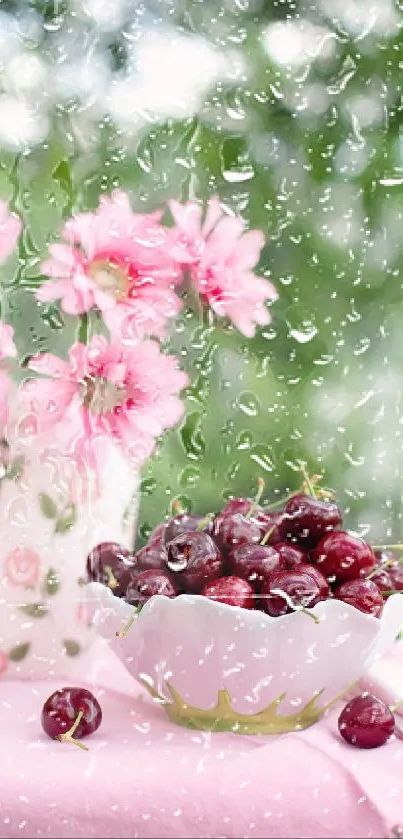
[88,260,130,301]
[81,376,126,415]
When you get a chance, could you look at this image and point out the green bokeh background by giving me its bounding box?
[1,0,403,545]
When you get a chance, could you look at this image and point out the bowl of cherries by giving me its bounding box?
[84,475,403,735]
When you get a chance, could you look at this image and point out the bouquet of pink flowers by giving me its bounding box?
[0,190,277,480]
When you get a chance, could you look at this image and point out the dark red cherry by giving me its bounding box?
[148,522,167,547]
[374,549,396,568]
[217,498,283,542]
[135,544,167,572]
[125,568,178,606]
[338,693,395,748]
[260,567,322,617]
[258,511,284,544]
[301,563,330,599]
[275,541,308,570]
[166,531,223,592]
[41,687,102,750]
[86,541,134,596]
[226,544,285,590]
[281,493,342,547]
[212,511,261,553]
[164,513,212,545]
[202,576,255,609]
[334,579,383,617]
[312,531,375,582]
[388,566,403,591]
[368,568,394,593]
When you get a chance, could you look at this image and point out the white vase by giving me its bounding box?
[0,439,139,679]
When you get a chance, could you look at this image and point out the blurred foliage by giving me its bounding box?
[1,0,403,544]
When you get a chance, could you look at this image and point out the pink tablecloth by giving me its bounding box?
[1,640,403,839]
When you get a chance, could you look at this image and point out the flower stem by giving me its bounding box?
[78,312,88,345]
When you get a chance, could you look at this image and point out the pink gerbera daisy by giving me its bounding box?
[37,190,182,342]
[168,197,278,338]
[0,200,21,265]
[18,335,188,471]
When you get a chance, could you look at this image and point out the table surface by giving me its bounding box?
[1,640,403,839]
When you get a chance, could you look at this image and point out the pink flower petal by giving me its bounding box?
[28,353,71,379]
[0,322,16,359]
[0,201,21,264]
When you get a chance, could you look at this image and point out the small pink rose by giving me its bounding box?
[0,651,8,675]
[3,548,41,588]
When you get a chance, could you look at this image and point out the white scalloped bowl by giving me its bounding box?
[85,582,403,734]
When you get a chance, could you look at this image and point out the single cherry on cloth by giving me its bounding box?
[260,566,322,618]
[338,693,395,748]
[41,687,102,751]
[125,568,179,606]
[86,541,134,596]
[281,493,342,548]
[202,576,255,609]
[226,544,285,589]
[334,579,384,617]
[166,530,223,593]
[312,531,375,582]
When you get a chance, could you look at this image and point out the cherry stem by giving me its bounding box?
[260,525,275,546]
[264,491,297,512]
[390,699,403,713]
[105,565,118,590]
[371,544,403,551]
[382,590,403,597]
[245,478,265,519]
[172,498,184,516]
[116,606,141,638]
[300,607,321,624]
[298,461,315,497]
[366,560,392,579]
[57,710,88,751]
[196,513,214,531]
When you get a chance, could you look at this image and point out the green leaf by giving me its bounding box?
[62,639,81,657]
[180,411,206,461]
[19,603,48,618]
[9,642,31,662]
[5,456,24,481]
[52,158,73,215]
[55,503,77,534]
[38,492,58,519]
[43,567,59,596]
